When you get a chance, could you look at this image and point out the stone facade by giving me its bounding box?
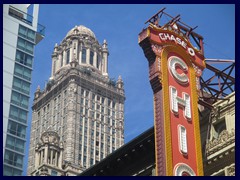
[203,92,235,176]
[28,25,125,175]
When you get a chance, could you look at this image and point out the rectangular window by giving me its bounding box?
[9,105,28,123]
[17,37,34,54]
[86,91,89,98]
[90,51,94,65]
[6,135,25,153]
[14,64,31,81]
[3,165,21,176]
[82,49,86,63]
[96,150,99,156]
[11,91,29,109]
[108,99,111,107]
[101,97,105,104]
[12,77,30,94]
[7,120,26,138]
[83,156,87,166]
[15,50,33,68]
[92,94,95,101]
[18,25,36,42]
[4,149,23,168]
[90,158,94,166]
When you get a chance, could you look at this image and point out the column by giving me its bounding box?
[86,48,90,64]
[58,53,63,68]
[58,150,63,169]
[102,58,105,73]
[93,51,97,68]
[35,151,39,168]
[79,44,82,65]
[56,54,61,72]
[41,150,44,164]
[55,151,58,166]
[104,54,108,74]
[75,41,79,61]
[44,145,48,163]
[50,149,53,165]
[63,50,67,66]
[51,59,56,76]
[69,47,73,62]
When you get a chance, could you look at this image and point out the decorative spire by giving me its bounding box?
[102,39,108,49]
[117,75,124,89]
[36,85,41,92]
[54,43,58,51]
[34,85,41,100]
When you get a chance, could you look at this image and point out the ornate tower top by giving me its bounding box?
[50,25,109,78]
[66,25,96,39]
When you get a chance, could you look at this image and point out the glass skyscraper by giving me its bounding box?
[3,4,45,175]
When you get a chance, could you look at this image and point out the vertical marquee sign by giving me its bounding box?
[139,10,205,176]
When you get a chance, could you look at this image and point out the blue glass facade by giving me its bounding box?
[3,24,35,176]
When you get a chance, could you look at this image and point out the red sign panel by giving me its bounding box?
[139,24,205,176]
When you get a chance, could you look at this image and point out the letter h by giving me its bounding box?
[170,87,191,119]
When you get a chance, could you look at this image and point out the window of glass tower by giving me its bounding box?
[18,24,36,42]
[6,135,25,153]
[12,77,30,94]
[17,37,34,55]
[3,165,21,176]
[11,91,29,109]
[15,50,33,68]
[7,120,26,138]
[14,63,31,81]
[9,105,27,123]
[4,149,23,168]
[90,51,94,65]
[82,48,86,63]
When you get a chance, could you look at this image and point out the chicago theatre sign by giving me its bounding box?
[139,9,206,176]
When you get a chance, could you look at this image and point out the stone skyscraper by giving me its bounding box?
[28,25,125,175]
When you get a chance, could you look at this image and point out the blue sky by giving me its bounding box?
[23,4,235,175]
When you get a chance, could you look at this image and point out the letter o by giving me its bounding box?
[187,48,195,56]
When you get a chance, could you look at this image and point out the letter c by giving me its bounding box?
[168,56,189,84]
